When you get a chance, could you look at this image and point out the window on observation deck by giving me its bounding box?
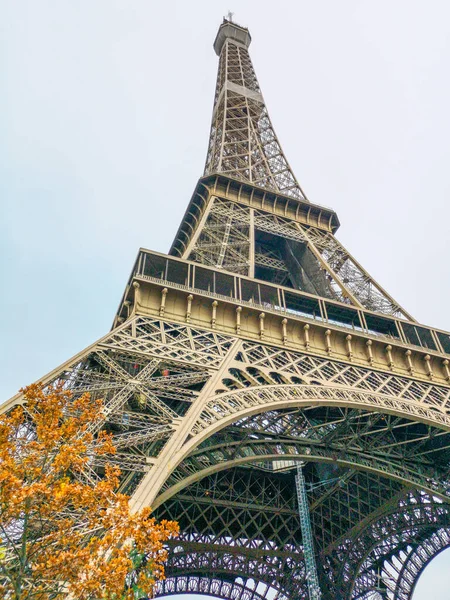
[284,292,322,321]
[143,254,167,280]
[241,279,260,304]
[364,313,400,339]
[436,331,450,354]
[325,302,363,331]
[193,267,234,297]
[166,259,189,286]
[259,283,281,310]
[214,271,234,297]
[401,322,437,351]
[194,266,214,293]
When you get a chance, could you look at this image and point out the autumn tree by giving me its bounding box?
[0,383,178,599]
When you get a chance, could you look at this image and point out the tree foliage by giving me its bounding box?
[0,384,178,599]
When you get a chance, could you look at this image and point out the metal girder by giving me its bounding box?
[156,575,285,600]
[188,198,251,275]
[186,193,412,318]
[5,312,450,599]
[153,467,307,599]
[204,28,307,201]
[4,17,450,600]
[393,528,450,599]
[160,430,450,504]
[296,463,322,599]
[330,492,450,599]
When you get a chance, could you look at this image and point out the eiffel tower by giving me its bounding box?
[4,17,450,600]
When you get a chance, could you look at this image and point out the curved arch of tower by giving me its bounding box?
[3,16,450,600]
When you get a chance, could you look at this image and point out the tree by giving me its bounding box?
[0,383,179,599]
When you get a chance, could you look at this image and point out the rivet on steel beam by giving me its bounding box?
[282,318,288,345]
[259,313,265,340]
[405,350,414,374]
[346,334,353,361]
[442,359,450,382]
[159,287,168,317]
[366,339,373,365]
[303,324,310,350]
[325,330,332,355]
[186,294,194,323]
[211,300,219,329]
[235,306,242,334]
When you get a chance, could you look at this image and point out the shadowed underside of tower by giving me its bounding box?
[3,17,450,600]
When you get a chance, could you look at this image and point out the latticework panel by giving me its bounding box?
[5,313,450,598]
[4,14,449,600]
[236,342,450,413]
[393,528,450,599]
[156,575,286,600]
[252,208,412,318]
[329,492,450,599]
[204,34,306,201]
[154,461,450,600]
[185,195,413,319]
[3,316,234,494]
[188,198,251,274]
[153,467,307,600]
[300,224,411,319]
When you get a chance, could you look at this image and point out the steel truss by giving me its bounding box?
[156,575,285,600]
[5,313,450,599]
[187,196,411,319]
[204,25,306,201]
[193,16,412,320]
[3,16,450,600]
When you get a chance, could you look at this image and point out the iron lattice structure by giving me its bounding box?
[4,17,450,600]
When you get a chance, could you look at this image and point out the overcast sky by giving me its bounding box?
[2,1,450,596]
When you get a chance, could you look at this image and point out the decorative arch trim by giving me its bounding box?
[155,575,285,600]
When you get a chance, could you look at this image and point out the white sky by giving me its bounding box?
[2,1,450,596]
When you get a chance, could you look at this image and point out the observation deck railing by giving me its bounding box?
[117,248,450,358]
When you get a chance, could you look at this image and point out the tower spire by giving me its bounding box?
[204,19,308,201]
